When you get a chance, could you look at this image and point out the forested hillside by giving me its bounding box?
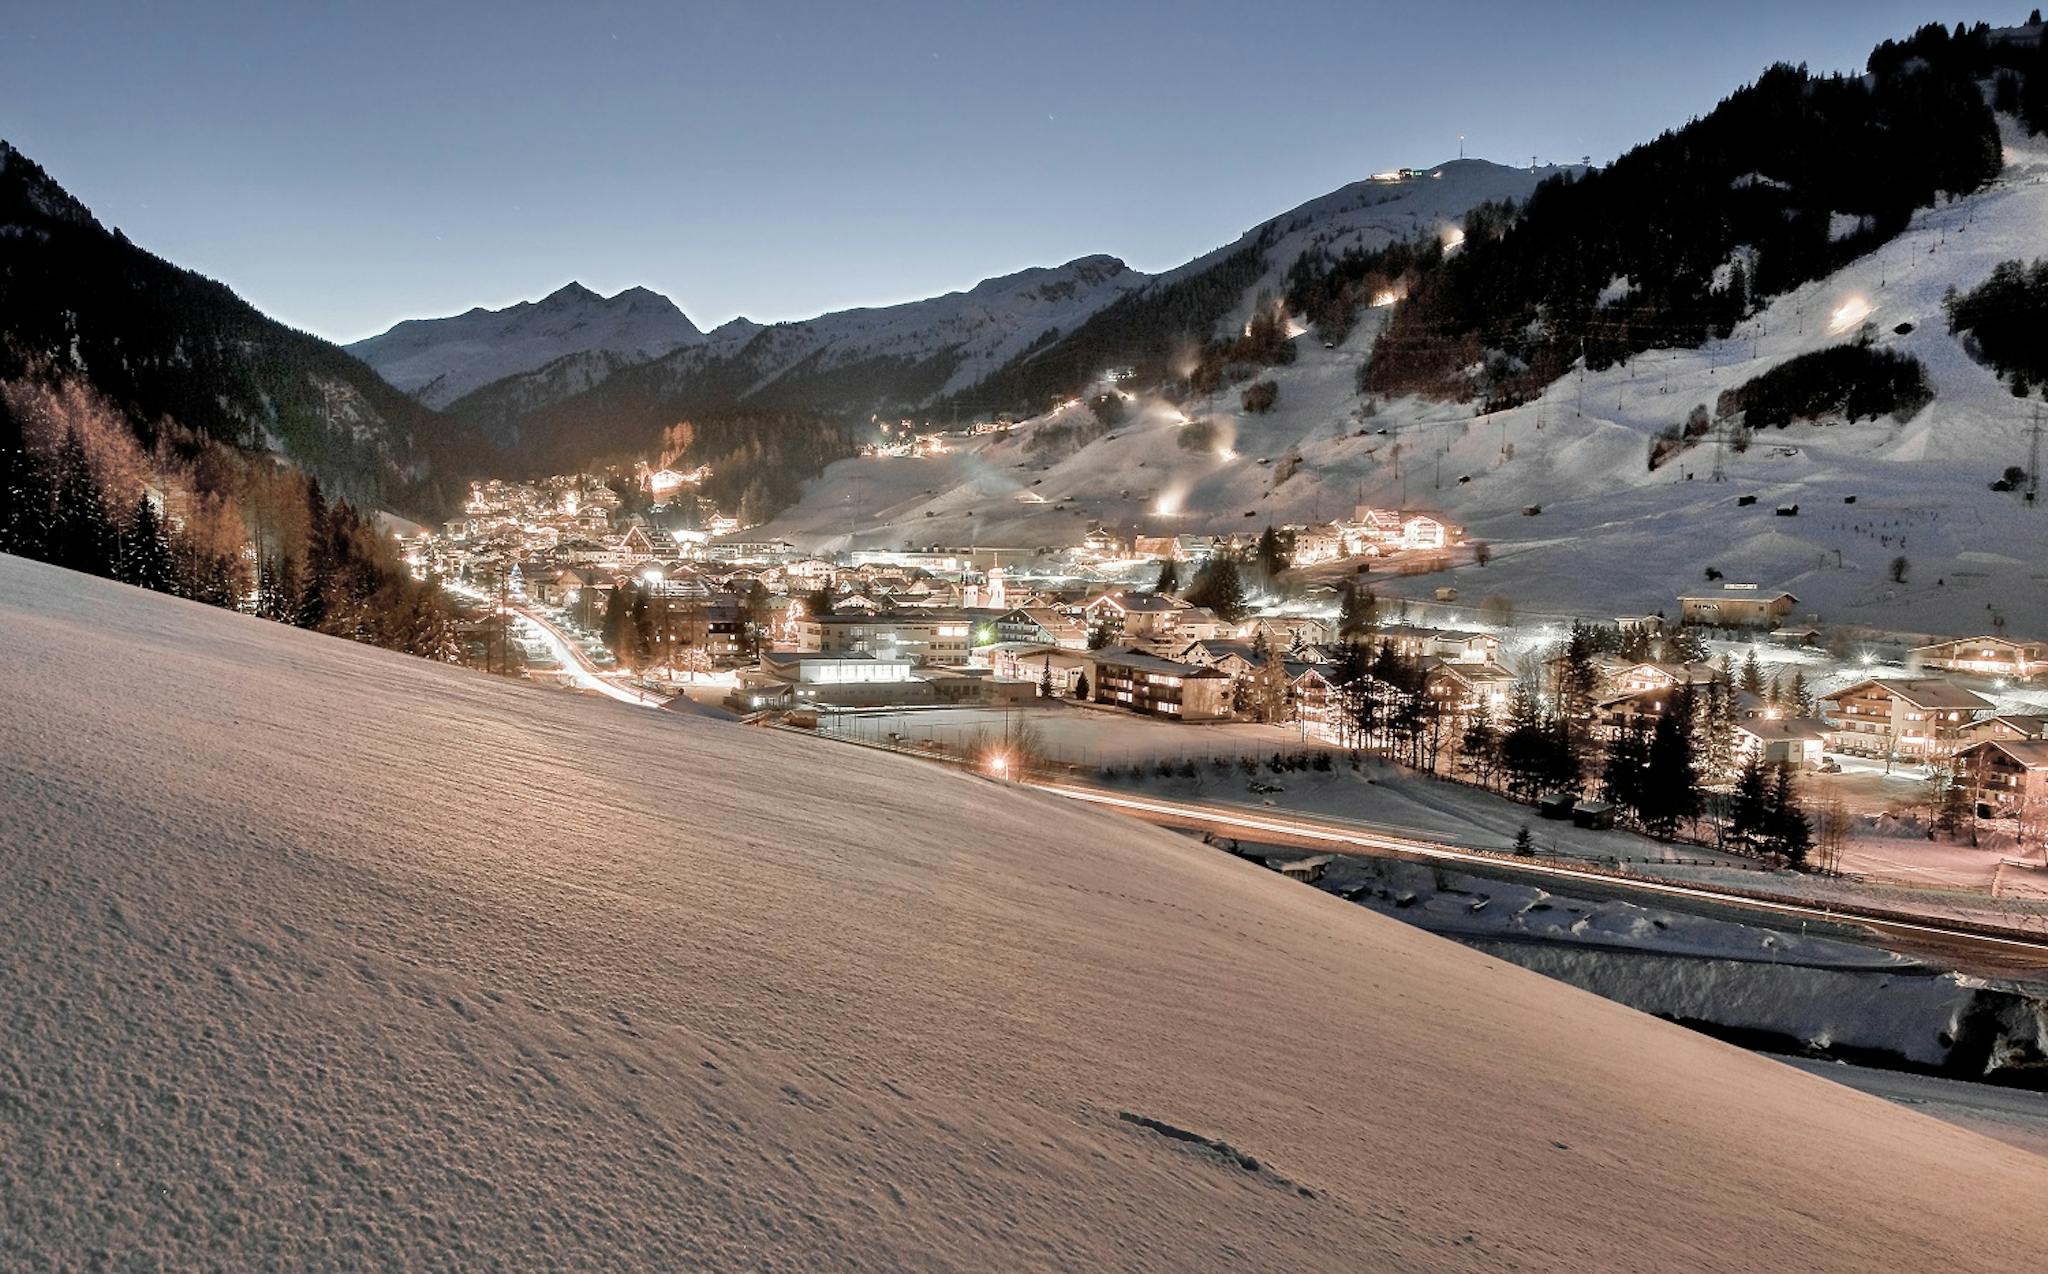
[0,142,474,513]
[1354,22,2022,407]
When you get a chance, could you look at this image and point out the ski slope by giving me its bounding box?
[1,552,2043,1268]
[761,123,2048,637]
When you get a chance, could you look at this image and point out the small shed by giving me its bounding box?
[1571,799,1616,830]
[1537,792,1578,821]
[1270,854,1334,884]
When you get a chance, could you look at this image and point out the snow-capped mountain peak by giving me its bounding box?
[347,281,706,409]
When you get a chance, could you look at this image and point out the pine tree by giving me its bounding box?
[1336,582,1377,637]
[1739,649,1765,696]
[1728,754,1772,851]
[1183,554,1248,621]
[601,584,631,656]
[1768,765,1813,866]
[297,480,333,628]
[1498,682,1556,800]
[1556,621,1602,770]
[1602,717,1650,822]
[1072,670,1090,700]
[1935,765,1975,840]
[1255,524,1291,585]
[1666,627,1710,664]
[1253,649,1291,724]
[629,585,655,670]
[1038,656,1055,699]
[1459,709,1499,787]
[1695,680,1736,784]
[0,395,54,560]
[50,427,116,577]
[1154,557,1180,594]
[1789,669,1814,716]
[1513,824,1534,855]
[1639,704,1700,839]
[119,494,175,592]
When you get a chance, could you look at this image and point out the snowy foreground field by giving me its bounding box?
[2,554,2045,1268]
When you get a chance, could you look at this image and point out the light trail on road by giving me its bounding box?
[512,606,665,709]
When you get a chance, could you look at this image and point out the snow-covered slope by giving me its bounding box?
[2,552,2043,1268]
[347,281,705,408]
[1188,157,1571,331]
[759,124,2048,636]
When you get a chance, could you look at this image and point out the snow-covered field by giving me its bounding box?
[760,123,2048,637]
[4,552,2047,1268]
[819,702,1337,766]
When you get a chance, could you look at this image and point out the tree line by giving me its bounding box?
[2,387,461,661]
[1947,256,2048,396]
[1299,619,1818,866]
[1280,23,2009,406]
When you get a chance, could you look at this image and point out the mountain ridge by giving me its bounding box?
[347,279,706,410]
[0,138,467,513]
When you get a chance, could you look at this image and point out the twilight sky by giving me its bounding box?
[0,1,2000,342]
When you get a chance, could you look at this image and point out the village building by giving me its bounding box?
[1399,514,1456,551]
[1173,606,1238,642]
[1677,585,1800,629]
[1289,663,1342,733]
[735,651,925,711]
[1084,648,1232,721]
[992,606,1089,650]
[984,644,1091,695]
[1373,624,1500,665]
[1592,687,1692,736]
[672,596,746,662]
[1249,615,1334,652]
[1956,738,2048,822]
[1288,525,1346,566]
[1957,713,2048,744]
[1912,635,2048,680]
[705,539,796,563]
[1082,591,1189,643]
[1603,660,1722,696]
[1733,718,1835,771]
[1426,660,1518,716]
[794,613,973,666]
[1176,638,1266,682]
[1819,677,1993,762]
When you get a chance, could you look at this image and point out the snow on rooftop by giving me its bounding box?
[2,552,2044,1267]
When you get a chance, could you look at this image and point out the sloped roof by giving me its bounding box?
[1830,677,1993,711]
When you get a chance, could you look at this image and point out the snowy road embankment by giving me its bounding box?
[1317,855,2048,1083]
